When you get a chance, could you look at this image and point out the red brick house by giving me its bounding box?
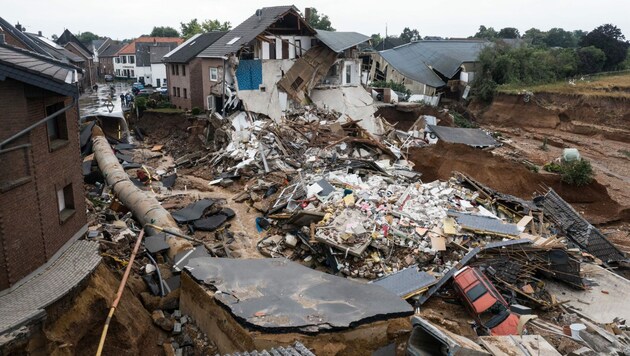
[163,31,227,110]
[0,42,87,291]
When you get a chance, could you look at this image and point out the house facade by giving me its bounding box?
[98,42,124,77]
[114,37,183,84]
[163,32,227,110]
[56,29,96,91]
[0,43,87,291]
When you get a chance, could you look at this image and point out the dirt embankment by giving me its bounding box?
[470,93,630,142]
[376,104,454,131]
[134,111,207,159]
[409,142,624,224]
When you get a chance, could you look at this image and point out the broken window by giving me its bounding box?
[291,77,304,91]
[57,183,75,223]
[295,40,302,58]
[45,102,68,151]
[209,67,218,81]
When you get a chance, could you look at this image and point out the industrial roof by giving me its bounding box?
[0,43,79,97]
[163,31,227,63]
[315,30,369,53]
[198,6,309,58]
[427,125,498,147]
[379,40,489,87]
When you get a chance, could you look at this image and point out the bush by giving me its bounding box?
[560,159,594,186]
[135,97,147,111]
[452,112,477,128]
[191,107,202,115]
[543,162,563,173]
[371,80,411,96]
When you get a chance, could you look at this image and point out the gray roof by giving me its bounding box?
[91,38,108,52]
[149,46,172,64]
[99,43,124,57]
[427,125,498,147]
[0,44,79,97]
[379,40,489,87]
[315,30,369,53]
[448,210,521,236]
[25,33,84,63]
[57,29,93,56]
[135,42,180,66]
[198,6,308,58]
[373,37,407,51]
[163,32,227,63]
[0,17,50,56]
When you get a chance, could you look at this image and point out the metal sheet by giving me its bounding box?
[427,125,498,147]
[448,211,520,236]
[371,266,436,298]
[171,199,216,223]
[185,258,413,332]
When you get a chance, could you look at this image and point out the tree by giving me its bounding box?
[180,18,230,39]
[544,28,576,48]
[150,26,179,37]
[561,159,594,186]
[523,28,547,46]
[580,24,630,70]
[307,8,335,31]
[76,31,101,45]
[577,46,606,73]
[400,27,420,43]
[473,25,497,40]
[370,33,382,47]
[497,27,520,39]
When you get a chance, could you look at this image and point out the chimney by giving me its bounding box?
[255,9,262,20]
[15,22,22,32]
[304,8,312,21]
[38,30,42,36]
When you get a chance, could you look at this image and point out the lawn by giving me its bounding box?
[497,71,630,99]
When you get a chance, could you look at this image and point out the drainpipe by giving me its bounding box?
[221,57,226,117]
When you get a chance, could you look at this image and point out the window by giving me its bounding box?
[0,144,32,192]
[173,86,176,96]
[269,41,277,60]
[183,88,187,99]
[163,78,167,86]
[226,37,241,45]
[182,65,186,76]
[209,67,218,81]
[291,77,304,91]
[131,70,135,77]
[57,183,75,222]
[122,56,127,64]
[177,87,181,97]
[171,64,175,75]
[295,39,302,58]
[175,65,179,75]
[129,55,135,64]
[115,57,120,64]
[156,78,161,87]
[46,102,68,151]
[116,69,120,76]
[345,63,353,83]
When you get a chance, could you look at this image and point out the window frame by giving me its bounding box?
[209,67,218,81]
[57,183,75,223]
[45,102,69,152]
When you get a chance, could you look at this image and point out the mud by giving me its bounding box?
[376,104,453,131]
[409,141,624,224]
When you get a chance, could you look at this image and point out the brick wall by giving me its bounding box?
[201,58,225,110]
[167,63,192,110]
[189,58,205,110]
[100,57,114,76]
[0,79,87,290]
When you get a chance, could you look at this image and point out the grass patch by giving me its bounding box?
[145,108,185,114]
[497,72,630,99]
[620,150,630,159]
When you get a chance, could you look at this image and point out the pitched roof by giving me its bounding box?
[0,43,79,97]
[135,42,181,66]
[25,33,85,63]
[0,17,50,55]
[198,6,310,58]
[57,29,93,55]
[99,43,124,57]
[379,40,489,87]
[63,41,92,59]
[374,37,407,51]
[117,37,184,55]
[163,32,227,63]
[91,38,109,52]
[149,46,173,64]
[315,30,369,53]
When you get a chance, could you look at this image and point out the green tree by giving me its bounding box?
[370,33,382,46]
[150,26,180,37]
[400,27,420,43]
[180,18,230,39]
[307,8,335,31]
[473,25,497,40]
[544,28,577,48]
[580,24,630,70]
[577,46,606,73]
[498,27,520,39]
[76,31,101,45]
[523,28,547,46]
[561,160,594,186]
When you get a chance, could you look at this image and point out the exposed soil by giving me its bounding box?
[408,141,624,224]
[376,104,453,131]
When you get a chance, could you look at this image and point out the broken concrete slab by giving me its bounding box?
[407,316,489,355]
[193,214,227,232]
[184,257,413,332]
[371,266,436,299]
[171,199,216,223]
[545,263,630,324]
[426,125,498,147]
[479,335,561,356]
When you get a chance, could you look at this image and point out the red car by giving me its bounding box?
[453,266,520,336]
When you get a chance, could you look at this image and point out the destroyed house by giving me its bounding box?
[163,31,227,110]
[369,40,489,104]
[0,43,87,291]
[196,5,318,116]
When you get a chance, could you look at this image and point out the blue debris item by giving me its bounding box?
[236,60,263,90]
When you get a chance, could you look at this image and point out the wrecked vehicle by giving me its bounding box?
[453,266,519,336]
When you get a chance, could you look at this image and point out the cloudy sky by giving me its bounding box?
[4,0,629,40]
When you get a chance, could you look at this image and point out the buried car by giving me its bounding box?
[453,266,519,336]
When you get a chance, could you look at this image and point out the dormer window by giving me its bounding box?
[226,37,241,45]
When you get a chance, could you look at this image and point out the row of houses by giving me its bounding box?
[159,5,489,114]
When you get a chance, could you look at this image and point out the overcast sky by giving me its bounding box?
[4,0,630,40]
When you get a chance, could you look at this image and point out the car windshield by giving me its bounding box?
[478,301,508,327]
